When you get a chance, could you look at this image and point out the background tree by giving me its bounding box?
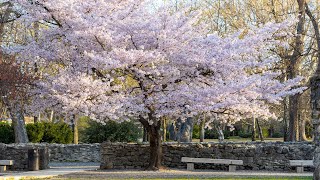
[0,57,35,143]
[0,1,30,143]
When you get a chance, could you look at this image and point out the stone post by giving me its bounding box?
[168,123,176,141]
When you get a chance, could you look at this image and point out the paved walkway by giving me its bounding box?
[58,169,313,179]
[0,163,314,179]
[0,163,99,180]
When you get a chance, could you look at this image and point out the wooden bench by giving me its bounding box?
[289,160,313,173]
[181,157,243,172]
[0,160,14,172]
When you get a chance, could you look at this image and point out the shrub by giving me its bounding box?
[26,122,45,143]
[0,121,72,144]
[192,124,200,139]
[223,130,231,139]
[262,128,269,138]
[271,132,283,138]
[306,121,313,138]
[116,121,141,142]
[41,122,73,144]
[0,121,14,144]
[204,128,230,139]
[80,120,142,143]
[81,121,118,143]
[238,130,251,138]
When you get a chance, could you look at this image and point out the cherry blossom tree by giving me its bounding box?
[9,0,305,169]
[0,56,35,143]
[0,1,33,143]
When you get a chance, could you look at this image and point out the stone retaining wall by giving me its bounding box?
[1,142,316,171]
[0,143,100,170]
[0,143,30,170]
[101,142,315,171]
[46,143,100,162]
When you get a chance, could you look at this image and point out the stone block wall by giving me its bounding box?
[47,143,100,162]
[0,142,315,171]
[0,143,30,170]
[101,142,315,171]
[0,143,100,170]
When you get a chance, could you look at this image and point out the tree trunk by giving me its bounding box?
[176,118,182,143]
[246,124,251,134]
[306,3,320,178]
[188,118,193,142]
[34,116,38,123]
[252,116,256,141]
[72,115,78,144]
[216,125,224,142]
[288,0,306,142]
[162,117,166,142]
[139,116,163,170]
[0,3,29,144]
[148,123,162,170]
[4,99,28,143]
[283,96,289,141]
[310,62,320,180]
[143,127,148,142]
[269,128,274,138]
[299,114,308,141]
[256,119,264,141]
[288,94,300,141]
[168,123,176,141]
[179,117,193,142]
[200,121,205,142]
[49,110,54,122]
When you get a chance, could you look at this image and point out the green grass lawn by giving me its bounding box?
[191,137,284,143]
[191,136,313,143]
[137,178,309,180]
[48,177,312,180]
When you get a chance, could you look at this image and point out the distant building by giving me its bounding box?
[0,116,35,124]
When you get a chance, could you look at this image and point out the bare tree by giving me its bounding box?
[287,0,306,141]
[305,2,320,179]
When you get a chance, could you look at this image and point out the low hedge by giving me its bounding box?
[0,121,73,144]
[0,121,14,143]
[80,120,142,143]
[26,122,73,143]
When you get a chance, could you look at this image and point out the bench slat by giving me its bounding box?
[0,160,14,165]
[289,160,313,167]
[181,157,243,165]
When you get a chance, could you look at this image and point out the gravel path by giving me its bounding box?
[55,169,313,179]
